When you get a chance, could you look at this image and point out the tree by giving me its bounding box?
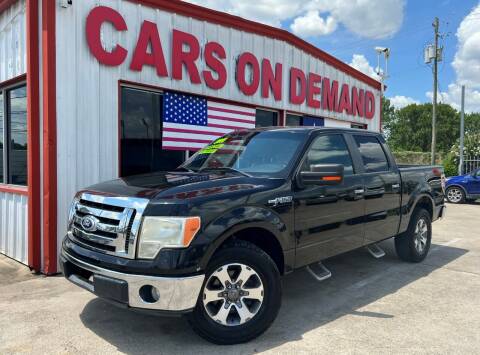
[381,98,396,139]
[382,102,480,153]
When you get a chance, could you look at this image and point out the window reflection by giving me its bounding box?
[302,134,354,175]
[286,114,302,126]
[120,87,185,176]
[255,109,278,127]
[354,135,389,173]
[9,86,27,185]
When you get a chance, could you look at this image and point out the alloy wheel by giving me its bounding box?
[414,218,428,254]
[202,263,264,326]
[447,188,463,203]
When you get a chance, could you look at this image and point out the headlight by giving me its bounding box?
[67,197,80,228]
[137,217,201,259]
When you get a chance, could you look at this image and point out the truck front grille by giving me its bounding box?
[67,192,149,259]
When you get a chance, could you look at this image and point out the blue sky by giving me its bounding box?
[188,0,480,112]
[290,0,478,106]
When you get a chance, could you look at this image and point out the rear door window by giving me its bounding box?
[354,135,389,173]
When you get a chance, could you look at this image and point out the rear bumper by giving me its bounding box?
[60,248,204,313]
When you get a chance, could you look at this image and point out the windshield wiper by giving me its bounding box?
[198,167,252,177]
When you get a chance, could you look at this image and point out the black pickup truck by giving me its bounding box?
[61,127,446,344]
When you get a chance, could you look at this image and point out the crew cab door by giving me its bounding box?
[293,133,365,267]
[350,134,402,244]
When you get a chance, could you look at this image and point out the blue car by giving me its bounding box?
[445,168,480,203]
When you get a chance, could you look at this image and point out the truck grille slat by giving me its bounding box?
[68,193,149,259]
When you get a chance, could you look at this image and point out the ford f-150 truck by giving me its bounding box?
[60,127,446,344]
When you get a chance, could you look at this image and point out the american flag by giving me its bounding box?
[162,92,256,151]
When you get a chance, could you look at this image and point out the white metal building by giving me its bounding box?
[0,0,382,274]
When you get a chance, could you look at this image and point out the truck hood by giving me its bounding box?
[82,171,281,202]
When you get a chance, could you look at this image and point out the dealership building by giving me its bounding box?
[0,0,382,274]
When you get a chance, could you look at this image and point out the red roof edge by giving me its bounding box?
[131,0,382,90]
[0,0,17,13]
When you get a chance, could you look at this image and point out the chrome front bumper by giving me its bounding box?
[61,250,204,312]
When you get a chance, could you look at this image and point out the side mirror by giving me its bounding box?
[298,164,344,187]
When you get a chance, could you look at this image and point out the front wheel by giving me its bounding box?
[446,186,465,204]
[187,240,282,345]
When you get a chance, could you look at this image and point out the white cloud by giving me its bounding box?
[186,0,303,27]
[389,95,420,109]
[184,0,404,39]
[291,11,337,37]
[306,0,405,39]
[429,4,480,113]
[348,54,381,80]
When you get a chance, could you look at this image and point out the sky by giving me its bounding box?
[185,0,480,112]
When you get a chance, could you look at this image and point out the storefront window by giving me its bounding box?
[286,114,302,126]
[120,87,185,177]
[302,116,324,127]
[0,84,27,186]
[9,86,28,185]
[351,123,367,130]
[255,109,278,127]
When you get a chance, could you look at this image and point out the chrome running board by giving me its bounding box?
[366,243,386,259]
[306,262,332,282]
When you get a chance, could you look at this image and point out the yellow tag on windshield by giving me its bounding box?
[199,137,228,154]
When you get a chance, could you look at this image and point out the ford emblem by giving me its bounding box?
[81,215,98,232]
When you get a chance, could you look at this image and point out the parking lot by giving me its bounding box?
[0,202,479,354]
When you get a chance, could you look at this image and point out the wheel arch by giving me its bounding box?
[413,195,435,220]
[200,220,287,275]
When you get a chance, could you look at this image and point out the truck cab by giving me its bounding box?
[61,127,445,344]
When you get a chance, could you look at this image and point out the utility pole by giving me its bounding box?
[431,17,440,165]
[459,85,465,175]
[374,47,390,132]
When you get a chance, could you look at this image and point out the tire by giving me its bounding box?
[395,209,432,262]
[446,186,465,204]
[187,240,282,345]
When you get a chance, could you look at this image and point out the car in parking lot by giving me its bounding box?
[60,127,446,344]
[445,168,480,203]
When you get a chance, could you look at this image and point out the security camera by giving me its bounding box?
[375,46,389,53]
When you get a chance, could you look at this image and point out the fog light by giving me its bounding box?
[139,285,160,303]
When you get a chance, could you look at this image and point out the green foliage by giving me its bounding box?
[442,152,458,177]
[384,103,459,152]
[393,151,443,165]
[382,101,480,154]
[449,132,480,158]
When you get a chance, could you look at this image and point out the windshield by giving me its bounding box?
[180,130,306,178]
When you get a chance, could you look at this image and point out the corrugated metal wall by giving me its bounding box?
[0,1,28,265]
[0,0,26,83]
[0,192,28,264]
[55,0,382,255]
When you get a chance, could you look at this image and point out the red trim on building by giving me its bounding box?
[0,184,28,195]
[0,0,16,14]
[127,0,381,90]
[42,0,57,275]
[26,0,41,272]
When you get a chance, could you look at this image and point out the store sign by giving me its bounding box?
[86,6,376,119]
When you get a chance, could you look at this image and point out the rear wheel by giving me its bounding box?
[395,209,432,262]
[446,186,465,204]
[187,240,281,345]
